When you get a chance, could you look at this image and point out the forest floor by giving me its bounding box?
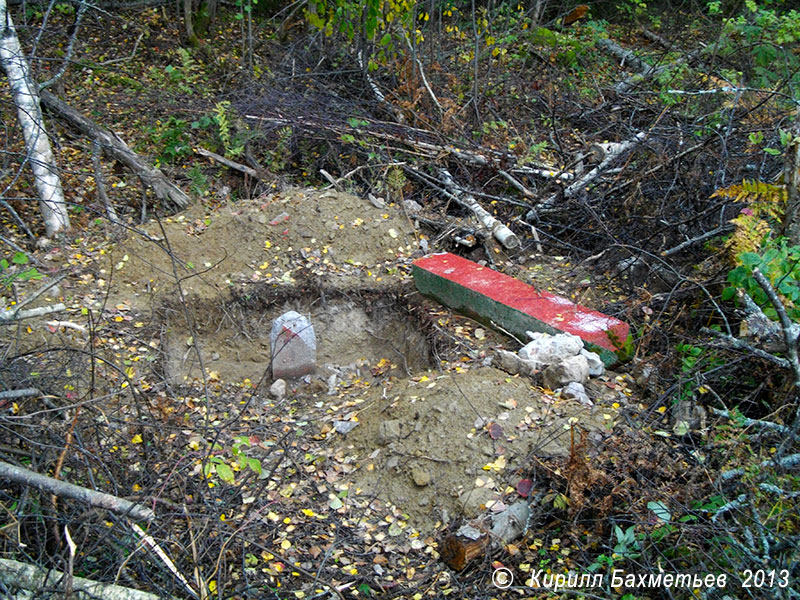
[1,3,797,599]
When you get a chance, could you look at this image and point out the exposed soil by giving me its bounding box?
[338,367,623,532]
[109,187,419,312]
[84,187,630,533]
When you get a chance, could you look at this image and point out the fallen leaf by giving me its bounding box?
[516,479,533,498]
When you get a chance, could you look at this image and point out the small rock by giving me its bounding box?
[580,349,605,376]
[326,374,338,395]
[411,466,432,487]
[403,199,422,215]
[333,420,359,434]
[368,193,385,208]
[560,381,593,406]
[378,420,402,445]
[269,379,286,400]
[386,455,400,470]
[211,351,220,361]
[543,355,590,389]
[494,349,537,378]
[458,487,499,518]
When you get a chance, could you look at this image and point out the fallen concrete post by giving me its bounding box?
[412,252,632,366]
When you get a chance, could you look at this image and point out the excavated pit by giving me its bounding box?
[161,284,439,385]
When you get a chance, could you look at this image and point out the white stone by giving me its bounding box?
[269,379,286,400]
[580,348,605,376]
[519,332,584,368]
[560,381,593,406]
[543,355,590,389]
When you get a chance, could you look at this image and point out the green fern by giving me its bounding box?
[712,179,789,260]
[213,101,244,158]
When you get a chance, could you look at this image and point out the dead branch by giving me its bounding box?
[526,132,647,219]
[439,168,520,249]
[242,113,569,183]
[0,461,155,522]
[40,91,190,209]
[661,224,734,256]
[752,268,800,387]
[4,272,66,313]
[0,558,163,600]
[0,387,41,400]
[596,38,669,93]
[0,302,66,322]
[195,146,262,179]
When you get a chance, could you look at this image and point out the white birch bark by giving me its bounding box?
[0,0,70,237]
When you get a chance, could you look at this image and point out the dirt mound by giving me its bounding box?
[335,367,621,532]
[110,188,418,311]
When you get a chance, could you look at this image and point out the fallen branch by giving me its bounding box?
[0,387,41,400]
[0,461,155,522]
[242,113,570,183]
[0,302,66,322]
[41,90,190,209]
[700,327,790,369]
[439,169,520,249]
[195,146,262,179]
[596,38,670,93]
[45,320,87,333]
[710,407,793,437]
[4,273,66,313]
[661,224,734,256]
[0,558,163,600]
[526,132,647,219]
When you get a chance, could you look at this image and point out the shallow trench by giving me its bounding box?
[161,284,438,385]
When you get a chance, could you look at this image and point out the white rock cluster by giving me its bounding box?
[497,331,605,406]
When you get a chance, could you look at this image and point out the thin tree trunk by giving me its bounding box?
[182,0,197,44]
[0,0,70,237]
[783,107,800,245]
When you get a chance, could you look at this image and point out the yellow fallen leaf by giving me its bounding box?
[131,434,143,444]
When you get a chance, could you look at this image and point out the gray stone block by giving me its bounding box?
[271,311,316,378]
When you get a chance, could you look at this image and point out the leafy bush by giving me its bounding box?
[724,241,800,321]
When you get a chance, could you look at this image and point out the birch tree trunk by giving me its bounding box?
[0,0,70,237]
